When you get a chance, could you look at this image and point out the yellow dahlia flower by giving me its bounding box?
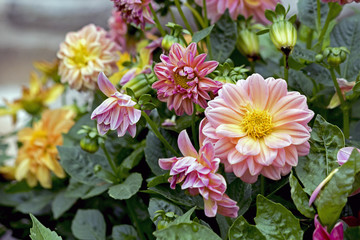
[14,109,75,188]
[57,24,118,91]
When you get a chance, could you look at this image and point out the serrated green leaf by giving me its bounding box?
[138,94,152,105]
[71,209,106,240]
[120,141,145,171]
[316,150,360,228]
[255,195,303,240]
[227,179,252,216]
[228,216,265,240]
[16,192,54,214]
[289,172,315,218]
[296,115,345,195]
[108,173,142,200]
[192,25,214,43]
[112,225,138,240]
[30,214,62,240]
[148,198,183,225]
[288,69,314,97]
[291,45,316,64]
[209,10,237,63]
[297,0,328,30]
[331,15,360,81]
[51,191,78,219]
[81,183,112,199]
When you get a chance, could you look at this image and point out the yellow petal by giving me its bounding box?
[29,72,42,96]
[15,158,30,181]
[26,173,38,187]
[36,165,52,189]
[43,84,64,104]
[327,94,340,109]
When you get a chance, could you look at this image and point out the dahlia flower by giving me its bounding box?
[313,215,344,240]
[111,0,154,29]
[328,78,355,109]
[159,130,239,218]
[57,24,118,91]
[202,74,314,183]
[153,43,220,115]
[322,0,359,4]
[14,109,75,188]
[91,72,141,137]
[108,10,128,52]
[195,0,279,24]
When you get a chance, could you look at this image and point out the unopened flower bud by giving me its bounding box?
[236,29,260,61]
[80,136,99,153]
[270,20,297,55]
[122,73,157,98]
[323,47,349,67]
[315,54,324,63]
[161,35,183,51]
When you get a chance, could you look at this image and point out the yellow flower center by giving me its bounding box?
[174,74,191,89]
[69,39,94,68]
[241,108,273,139]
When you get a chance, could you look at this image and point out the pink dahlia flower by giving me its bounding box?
[201,74,314,183]
[313,215,344,240]
[195,0,279,24]
[111,0,155,29]
[322,0,359,4]
[91,72,141,137]
[108,10,128,52]
[159,130,239,218]
[153,43,220,115]
[57,24,118,91]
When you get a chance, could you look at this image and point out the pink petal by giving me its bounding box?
[98,72,117,97]
[216,124,247,138]
[178,130,198,158]
[204,198,217,217]
[236,137,261,156]
[264,131,292,149]
[159,157,178,170]
[337,147,356,165]
[247,74,269,110]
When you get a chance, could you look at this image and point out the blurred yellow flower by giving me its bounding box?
[33,59,60,81]
[14,109,75,188]
[109,51,132,86]
[0,72,64,122]
[0,165,16,180]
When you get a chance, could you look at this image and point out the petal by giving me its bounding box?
[247,74,269,110]
[236,137,261,156]
[264,131,292,149]
[204,198,217,217]
[178,130,198,158]
[98,72,117,97]
[216,124,247,138]
[159,157,178,170]
[337,147,356,165]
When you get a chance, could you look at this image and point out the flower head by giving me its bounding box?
[14,109,75,188]
[159,130,239,218]
[195,0,279,24]
[313,215,344,240]
[111,0,154,29]
[91,72,141,137]
[201,74,314,183]
[108,10,128,52]
[153,43,220,115]
[328,78,355,109]
[322,0,359,4]
[57,24,118,91]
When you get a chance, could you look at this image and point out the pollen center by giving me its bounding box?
[241,109,273,139]
[69,39,93,68]
[174,74,191,89]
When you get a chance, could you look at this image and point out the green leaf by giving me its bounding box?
[297,0,328,30]
[345,226,360,240]
[16,192,54,214]
[209,10,237,63]
[58,146,108,185]
[331,15,360,81]
[63,113,94,144]
[291,45,316,64]
[153,222,222,240]
[4,180,32,193]
[30,214,62,240]
[227,179,252,216]
[296,115,345,195]
[112,225,138,240]
[108,173,142,200]
[316,149,360,228]
[288,69,314,97]
[138,94,152,105]
[120,141,145,171]
[192,25,214,43]
[303,64,333,87]
[254,195,304,240]
[51,191,78,219]
[289,172,316,218]
[148,198,183,225]
[228,216,265,240]
[71,209,106,240]
[147,173,170,188]
[81,183,112,199]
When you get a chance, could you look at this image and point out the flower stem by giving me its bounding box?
[141,111,180,157]
[283,54,289,84]
[125,199,146,240]
[184,1,205,29]
[306,29,314,49]
[191,104,199,150]
[315,3,336,51]
[329,68,349,138]
[174,0,193,35]
[101,143,117,175]
[202,0,213,59]
[316,0,321,33]
[149,4,166,37]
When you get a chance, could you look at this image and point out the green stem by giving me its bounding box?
[283,54,289,84]
[149,4,166,36]
[141,111,180,157]
[306,29,314,49]
[202,0,213,59]
[329,68,349,138]
[174,0,193,35]
[184,2,205,29]
[316,0,321,33]
[266,179,289,199]
[260,176,265,196]
[191,104,199,150]
[316,4,334,50]
[169,7,176,23]
[101,143,117,175]
[125,199,146,240]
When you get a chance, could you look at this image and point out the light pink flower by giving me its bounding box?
[328,78,356,109]
[153,43,220,115]
[91,72,141,137]
[313,215,344,240]
[108,10,128,52]
[201,74,314,183]
[57,24,118,91]
[322,0,360,5]
[111,0,155,29]
[159,130,239,218]
[195,0,279,24]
